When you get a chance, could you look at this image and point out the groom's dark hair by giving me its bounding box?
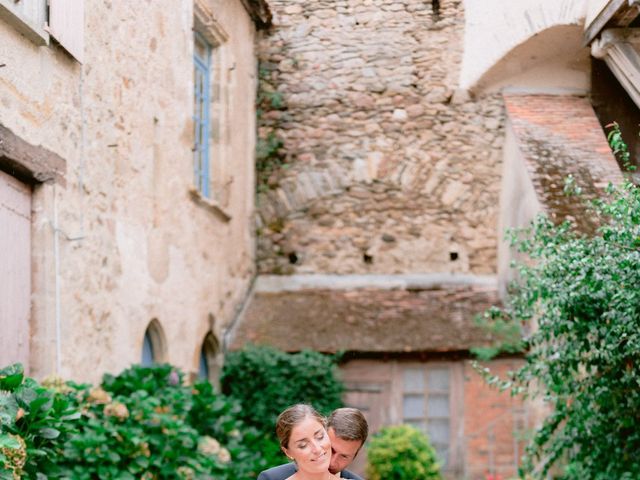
[327,408,368,444]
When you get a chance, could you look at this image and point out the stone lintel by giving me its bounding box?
[0,124,67,186]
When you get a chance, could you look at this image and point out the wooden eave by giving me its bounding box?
[239,0,272,30]
[584,0,640,46]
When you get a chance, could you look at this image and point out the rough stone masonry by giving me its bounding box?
[256,0,505,276]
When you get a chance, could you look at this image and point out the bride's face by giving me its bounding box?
[283,416,331,474]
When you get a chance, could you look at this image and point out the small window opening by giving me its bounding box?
[140,319,166,366]
[363,253,374,264]
[449,252,459,261]
[288,252,299,264]
[198,332,222,390]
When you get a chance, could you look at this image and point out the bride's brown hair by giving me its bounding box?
[276,404,327,449]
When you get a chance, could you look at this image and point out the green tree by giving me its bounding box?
[476,128,640,478]
[221,345,344,468]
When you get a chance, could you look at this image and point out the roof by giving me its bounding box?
[504,94,623,234]
[227,283,500,354]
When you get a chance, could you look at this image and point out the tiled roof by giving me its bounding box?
[228,285,500,354]
[504,94,623,234]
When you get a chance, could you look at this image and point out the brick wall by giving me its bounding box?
[463,359,529,480]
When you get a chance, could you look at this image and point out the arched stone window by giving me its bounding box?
[198,331,222,388]
[140,319,167,366]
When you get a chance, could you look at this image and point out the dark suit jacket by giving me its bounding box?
[256,462,363,480]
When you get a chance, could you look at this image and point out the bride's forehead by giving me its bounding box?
[291,416,325,438]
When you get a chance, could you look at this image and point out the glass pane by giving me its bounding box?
[141,332,154,366]
[427,393,449,418]
[434,444,449,468]
[427,418,450,445]
[406,419,426,433]
[403,368,424,392]
[427,367,449,391]
[198,347,209,380]
[403,394,424,419]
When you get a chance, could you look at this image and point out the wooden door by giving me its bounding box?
[0,170,31,370]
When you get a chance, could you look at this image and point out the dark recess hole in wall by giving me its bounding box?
[288,252,298,264]
[432,0,441,21]
[450,251,459,261]
[363,253,374,264]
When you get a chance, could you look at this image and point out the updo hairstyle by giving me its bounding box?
[275,404,327,450]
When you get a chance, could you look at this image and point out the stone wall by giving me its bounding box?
[0,0,258,382]
[256,0,505,275]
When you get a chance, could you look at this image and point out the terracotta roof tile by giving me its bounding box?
[504,94,623,234]
[228,286,500,353]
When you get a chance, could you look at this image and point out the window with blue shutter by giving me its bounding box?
[193,32,212,198]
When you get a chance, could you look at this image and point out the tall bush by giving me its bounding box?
[366,425,442,480]
[476,128,640,479]
[221,345,344,467]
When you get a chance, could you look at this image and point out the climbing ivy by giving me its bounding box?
[256,64,288,192]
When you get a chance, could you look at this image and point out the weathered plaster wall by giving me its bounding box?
[0,0,257,382]
[256,0,505,276]
[497,121,542,297]
[460,0,588,91]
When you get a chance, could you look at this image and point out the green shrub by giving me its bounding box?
[366,425,442,480]
[221,345,344,467]
[0,363,80,479]
[57,364,229,479]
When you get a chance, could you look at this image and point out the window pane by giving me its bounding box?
[403,394,424,419]
[434,444,449,468]
[428,418,450,445]
[141,332,154,366]
[406,419,426,433]
[403,368,424,392]
[427,393,449,418]
[198,347,209,380]
[427,367,449,391]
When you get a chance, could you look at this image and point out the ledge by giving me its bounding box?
[189,188,232,222]
[0,0,49,46]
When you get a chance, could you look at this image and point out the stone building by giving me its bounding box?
[0,0,269,383]
[229,0,627,478]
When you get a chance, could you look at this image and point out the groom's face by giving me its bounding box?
[327,427,363,474]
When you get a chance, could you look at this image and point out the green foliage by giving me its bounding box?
[220,345,345,468]
[1,363,271,479]
[0,363,80,479]
[55,365,224,479]
[475,168,640,476]
[366,425,442,480]
[256,62,288,192]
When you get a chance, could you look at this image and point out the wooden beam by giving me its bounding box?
[0,124,66,186]
[584,0,626,46]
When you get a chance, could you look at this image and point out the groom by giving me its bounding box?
[257,407,369,480]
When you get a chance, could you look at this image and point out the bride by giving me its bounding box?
[276,404,341,480]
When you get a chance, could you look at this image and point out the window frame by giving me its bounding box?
[191,0,231,214]
[140,319,167,366]
[193,31,212,198]
[398,362,463,474]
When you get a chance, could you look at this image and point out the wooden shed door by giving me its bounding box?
[0,170,31,369]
